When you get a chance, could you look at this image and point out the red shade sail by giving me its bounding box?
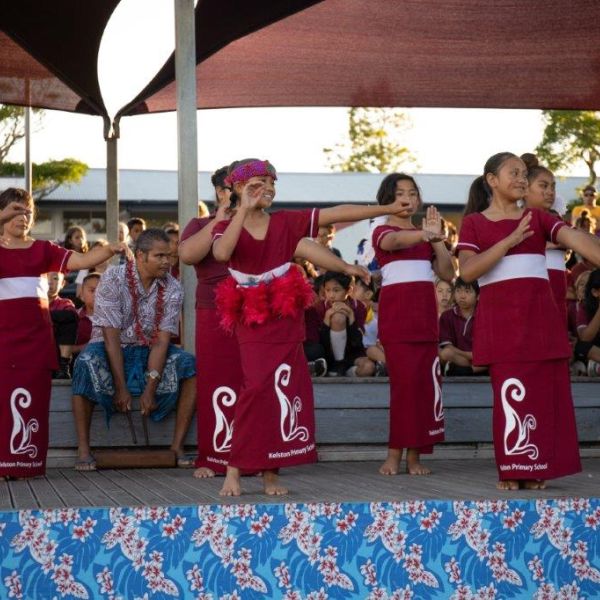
[2,1,599,117]
[120,0,600,115]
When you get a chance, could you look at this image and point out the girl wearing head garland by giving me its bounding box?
[181,163,375,483]
[211,159,413,496]
[0,188,129,480]
[458,153,600,490]
[372,173,455,477]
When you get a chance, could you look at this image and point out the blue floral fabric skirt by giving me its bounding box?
[72,342,195,423]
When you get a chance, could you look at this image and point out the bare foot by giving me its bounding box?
[497,479,519,491]
[406,448,431,476]
[521,479,547,490]
[263,470,288,495]
[379,448,402,475]
[219,467,242,496]
[193,467,216,479]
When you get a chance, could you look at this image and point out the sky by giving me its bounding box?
[3,0,590,179]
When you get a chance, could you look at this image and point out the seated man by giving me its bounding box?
[71,228,196,471]
[439,277,487,376]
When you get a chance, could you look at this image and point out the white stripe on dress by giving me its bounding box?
[545,248,566,272]
[229,262,291,286]
[479,254,548,287]
[0,276,48,300]
[381,260,434,286]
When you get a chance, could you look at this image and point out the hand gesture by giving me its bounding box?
[421,206,447,243]
[109,241,132,260]
[385,197,413,218]
[505,212,534,249]
[344,263,371,284]
[0,201,31,225]
[114,389,133,413]
[240,181,266,210]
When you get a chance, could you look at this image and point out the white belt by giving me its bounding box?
[479,254,548,287]
[0,276,48,300]
[381,260,434,286]
[229,263,291,287]
[545,249,566,272]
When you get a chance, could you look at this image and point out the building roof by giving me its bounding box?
[38,168,589,207]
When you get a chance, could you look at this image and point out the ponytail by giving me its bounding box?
[464,176,489,215]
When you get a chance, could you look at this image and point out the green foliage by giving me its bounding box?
[0,104,88,198]
[0,159,88,198]
[535,110,600,186]
[324,107,416,173]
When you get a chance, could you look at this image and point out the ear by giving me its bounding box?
[485,172,497,189]
[592,288,600,298]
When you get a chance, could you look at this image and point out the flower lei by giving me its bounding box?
[126,259,165,346]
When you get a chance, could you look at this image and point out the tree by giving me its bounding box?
[0,104,88,198]
[324,107,416,173]
[0,159,89,198]
[536,110,600,187]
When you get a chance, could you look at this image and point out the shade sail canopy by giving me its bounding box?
[0,0,321,117]
[121,0,600,115]
[0,1,122,115]
[2,0,599,117]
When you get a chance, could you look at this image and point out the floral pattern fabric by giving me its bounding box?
[1,498,600,599]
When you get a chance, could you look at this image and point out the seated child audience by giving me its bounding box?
[435,277,453,317]
[317,271,374,377]
[575,269,600,376]
[48,271,79,379]
[439,277,487,376]
[72,273,100,354]
[352,276,387,376]
[304,276,328,377]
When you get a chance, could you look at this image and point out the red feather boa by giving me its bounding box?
[215,266,313,332]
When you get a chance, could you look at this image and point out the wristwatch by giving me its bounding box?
[145,369,161,381]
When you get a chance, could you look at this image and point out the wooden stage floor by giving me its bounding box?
[3,458,600,511]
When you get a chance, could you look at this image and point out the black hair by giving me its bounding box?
[127,217,146,230]
[323,271,352,290]
[313,274,325,295]
[583,269,600,319]
[464,152,519,216]
[211,166,230,202]
[454,276,480,295]
[211,166,229,189]
[376,173,421,206]
[82,272,101,286]
[521,153,553,184]
[134,228,170,254]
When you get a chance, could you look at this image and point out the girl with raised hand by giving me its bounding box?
[0,188,129,480]
[211,158,409,497]
[458,152,600,491]
[372,173,455,477]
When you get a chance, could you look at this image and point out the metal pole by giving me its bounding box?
[174,0,198,351]
[24,107,32,195]
[104,116,120,244]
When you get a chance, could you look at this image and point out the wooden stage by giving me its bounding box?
[4,458,600,511]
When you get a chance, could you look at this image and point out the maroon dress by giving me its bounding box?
[212,209,320,471]
[457,208,580,481]
[373,225,445,453]
[545,248,568,329]
[0,241,71,478]
[181,217,243,474]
